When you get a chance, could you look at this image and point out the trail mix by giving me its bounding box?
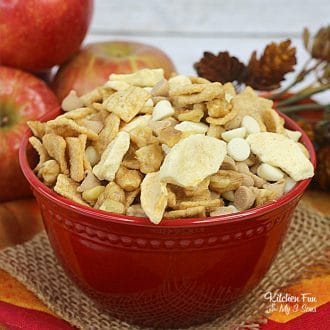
[28,69,314,224]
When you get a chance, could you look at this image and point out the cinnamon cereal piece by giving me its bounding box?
[95,181,126,209]
[94,113,121,154]
[37,160,60,186]
[103,86,150,122]
[151,79,169,96]
[170,82,223,107]
[122,144,140,170]
[61,90,84,111]
[164,206,206,219]
[220,155,237,171]
[54,174,88,205]
[46,118,98,140]
[206,105,239,125]
[42,134,68,175]
[175,198,223,212]
[58,107,95,121]
[262,109,285,133]
[29,136,49,171]
[66,136,85,182]
[27,121,46,139]
[80,88,103,106]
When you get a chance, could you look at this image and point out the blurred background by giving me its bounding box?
[86,0,330,102]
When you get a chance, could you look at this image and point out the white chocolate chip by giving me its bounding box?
[221,127,246,142]
[284,129,302,142]
[227,138,250,161]
[257,163,284,182]
[242,115,261,134]
[175,121,208,135]
[152,100,175,121]
[159,134,227,189]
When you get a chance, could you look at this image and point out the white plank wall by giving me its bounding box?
[85,0,330,102]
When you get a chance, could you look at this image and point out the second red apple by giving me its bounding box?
[52,41,176,101]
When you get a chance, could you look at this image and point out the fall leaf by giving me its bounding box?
[194,51,246,84]
[245,40,296,90]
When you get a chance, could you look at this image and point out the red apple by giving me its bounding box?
[0,66,60,202]
[52,41,177,101]
[0,0,93,72]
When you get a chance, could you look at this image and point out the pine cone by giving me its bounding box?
[194,51,246,84]
[245,40,296,90]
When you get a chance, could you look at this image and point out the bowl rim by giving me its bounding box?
[19,107,316,228]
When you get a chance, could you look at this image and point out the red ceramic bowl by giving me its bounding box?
[19,109,316,328]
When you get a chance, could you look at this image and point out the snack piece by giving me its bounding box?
[42,134,68,175]
[140,172,168,224]
[210,170,243,194]
[257,163,284,182]
[109,68,164,87]
[103,86,150,122]
[66,136,85,182]
[127,204,147,217]
[129,126,158,148]
[99,199,126,214]
[242,115,261,134]
[159,134,227,189]
[177,107,204,122]
[221,127,246,142]
[82,186,105,205]
[29,136,49,171]
[210,205,238,216]
[95,113,121,154]
[233,186,255,211]
[37,160,60,186]
[174,121,208,135]
[46,117,98,141]
[135,143,164,174]
[164,206,206,219]
[61,90,84,112]
[152,100,175,121]
[115,166,142,191]
[247,132,314,181]
[54,174,88,205]
[93,131,130,181]
[227,138,250,161]
[251,187,277,206]
[78,171,101,192]
[27,121,46,139]
[158,127,182,147]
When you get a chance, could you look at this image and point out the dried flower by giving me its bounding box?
[193,51,246,84]
[307,26,330,62]
[245,40,296,90]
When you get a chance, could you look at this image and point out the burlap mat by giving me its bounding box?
[0,202,329,330]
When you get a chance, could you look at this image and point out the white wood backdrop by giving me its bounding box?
[85,0,330,102]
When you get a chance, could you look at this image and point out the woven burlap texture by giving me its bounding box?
[0,202,329,330]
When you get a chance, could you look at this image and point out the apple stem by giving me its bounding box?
[0,115,9,127]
